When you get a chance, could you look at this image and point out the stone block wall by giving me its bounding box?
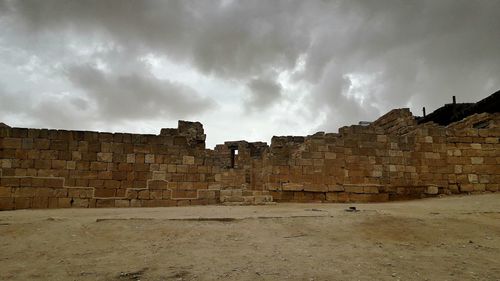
[0,121,236,210]
[264,111,500,203]
[1,109,499,210]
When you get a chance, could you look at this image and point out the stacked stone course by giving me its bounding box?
[0,121,243,210]
[265,111,499,203]
[1,104,499,210]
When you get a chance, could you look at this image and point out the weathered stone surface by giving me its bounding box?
[282,183,304,191]
[426,185,439,195]
[183,156,195,165]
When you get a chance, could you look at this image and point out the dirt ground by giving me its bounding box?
[1,194,499,281]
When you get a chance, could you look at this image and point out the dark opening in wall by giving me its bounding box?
[230,147,238,168]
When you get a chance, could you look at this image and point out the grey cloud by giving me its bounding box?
[5,0,310,79]
[65,64,214,120]
[0,85,94,129]
[246,77,282,110]
[300,0,500,132]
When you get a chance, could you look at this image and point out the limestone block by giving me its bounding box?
[219,189,232,197]
[311,152,323,159]
[0,187,12,197]
[325,192,338,201]
[344,185,364,194]
[126,154,135,163]
[183,156,195,165]
[325,152,336,159]
[115,199,130,208]
[194,182,208,189]
[297,159,313,166]
[471,157,484,165]
[58,198,72,208]
[318,145,328,152]
[425,185,439,195]
[14,197,31,209]
[282,183,304,191]
[328,184,344,192]
[1,177,20,187]
[53,188,68,198]
[470,143,481,149]
[34,139,50,150]
[468,174,478,183]
[13,187,37,197]
[254,195,273,204]
[198,190,216,199]
[208,183,222,190]
[3,138,22,149]
[231,189,243,197]
[96,199,115,208]
[363,186,379,194]
[165,164,175,173]
[72,198,90,208]
[149,190,163,200]
[473,184,486,191]
[97,152,113,162]
[152,171,167,180]
[485,137,498,144]
[214,174,222,182]
[177,165,188,173]
[1,159,12,168]
[126,189,138,199]
[34,159,51,169]
[138,190,150,199]
[424,152,440,159]
[130,199,142,207]
[479,175,490,184]
[486,184,499,192]
[100,142,111,152]
[66,161,76,170]
[162,190,172,199]
[145,154,155,164]
[405,166,416,173]
[313,159,324,166]
[0,198,14,210]
[50,140,68,150]
[304,184,328,192]
[51,160,66,169]
[35,187,54,197]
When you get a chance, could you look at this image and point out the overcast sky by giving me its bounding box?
[1,0,499,147]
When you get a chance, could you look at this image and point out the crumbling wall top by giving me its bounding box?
[370,108,417,135]
[160,120,206,149]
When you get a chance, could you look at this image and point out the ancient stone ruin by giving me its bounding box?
[0,91,499,210]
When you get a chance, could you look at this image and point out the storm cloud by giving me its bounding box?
[0,0,499,146]
[246,77,282,110]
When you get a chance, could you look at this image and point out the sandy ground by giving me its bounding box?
[0,194,499,281]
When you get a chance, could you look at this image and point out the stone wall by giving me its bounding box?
[0,121,231,210]
[264,111,499,202]
[1,109,499,210]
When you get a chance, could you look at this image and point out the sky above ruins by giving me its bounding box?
[0,0,499,147]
